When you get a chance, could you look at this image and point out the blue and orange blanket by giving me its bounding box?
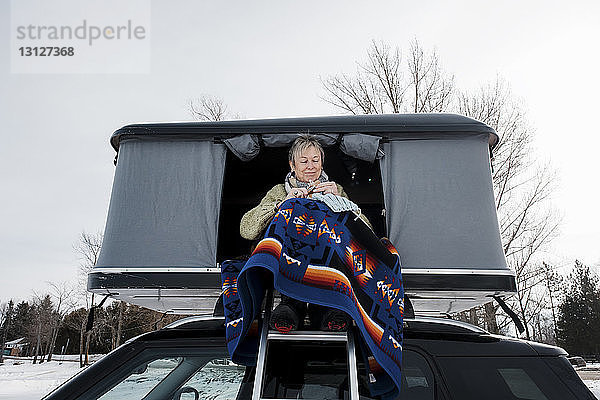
[221,198,404,398]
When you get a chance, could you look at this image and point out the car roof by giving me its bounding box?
[157,315,566,357]
[44,315,568,400]
[161,315,488,335]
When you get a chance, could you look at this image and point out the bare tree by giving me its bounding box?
[30,294,54,364]
[189,94,229,121]
[73,231,103,367]
[321,40,559,337]
[74,231,103,291]
[44,282,78,362]
[320,42,393,114]
[457,80,558,253]
[542,261,563,343]
[457,79,560,338]
[407,39,454,113]
[321,40,454,115]
[99,300,126,351]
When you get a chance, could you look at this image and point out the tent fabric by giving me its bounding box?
[222,132,382,163]
[339,133,383,162]
[96,133,507,273]
[379,134,507,271]
[222,134,260,161]
[261,133,340,148]
[110,114,499,152]
[96,138,226,269]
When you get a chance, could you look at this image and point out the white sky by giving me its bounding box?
[1,0,599,303]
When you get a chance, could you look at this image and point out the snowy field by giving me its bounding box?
[579,363,600,398]
[1,356,599,399]
[0,355,104,400]
[588,381,600,399]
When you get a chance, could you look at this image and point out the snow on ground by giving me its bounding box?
[0,356,102,400]
[579,362,600,398]
[1,356,599,399]
[585,380,600,399]
[0,358,81,400]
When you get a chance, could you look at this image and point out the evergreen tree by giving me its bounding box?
[556,260,600,355]
[0,300,15,362]
[10,301,34,341]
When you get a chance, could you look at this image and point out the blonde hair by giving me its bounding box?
[288,134,324,166]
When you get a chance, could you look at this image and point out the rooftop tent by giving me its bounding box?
[89,114,515,315]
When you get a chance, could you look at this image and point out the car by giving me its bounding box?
[570,357,588,369]
[44,315,596,400]
[68,114,596,399]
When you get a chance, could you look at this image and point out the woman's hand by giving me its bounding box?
[287,187,309,199]
[313,181,338,195]
[276,188,309,209]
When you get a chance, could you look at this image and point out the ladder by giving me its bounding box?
[252,290,360,400]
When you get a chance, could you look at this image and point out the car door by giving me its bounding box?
[43,332,247,400]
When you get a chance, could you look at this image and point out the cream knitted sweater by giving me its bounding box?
[239,183,371,240]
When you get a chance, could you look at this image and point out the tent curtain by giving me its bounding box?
[223,134,260,161]
[97,138,226,269]
[225,132,381,163]
[339,133,382,162]
[379,135,507,271]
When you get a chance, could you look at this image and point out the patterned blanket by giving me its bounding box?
[221,198,404,398]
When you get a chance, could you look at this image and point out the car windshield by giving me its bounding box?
[437,356,580,400]
[89,353,246,400]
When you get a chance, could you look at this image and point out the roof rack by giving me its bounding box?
[163,315,224,329]
[404,316,488,334]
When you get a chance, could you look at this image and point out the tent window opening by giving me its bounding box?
[217,146,386,263]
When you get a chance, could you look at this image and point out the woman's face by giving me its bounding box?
[291,145,323,183]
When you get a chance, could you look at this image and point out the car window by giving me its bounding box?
[497,368,548,399]
[438,357,579,400]
[400,350,438,400]
[98,357,184,399]
[93,355,245,400]
[176,358,245,400]
[543,356,596,400]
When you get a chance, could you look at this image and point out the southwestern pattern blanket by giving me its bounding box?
[221,198,404,395]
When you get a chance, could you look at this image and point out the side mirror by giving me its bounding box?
[131,363,148,375]
[173,386,199,400]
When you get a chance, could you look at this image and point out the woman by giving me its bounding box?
[240,135,370,332]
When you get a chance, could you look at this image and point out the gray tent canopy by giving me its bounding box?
[91,114,513,315]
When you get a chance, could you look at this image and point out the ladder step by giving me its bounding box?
[267,330,348,342]
[252,290,360,399]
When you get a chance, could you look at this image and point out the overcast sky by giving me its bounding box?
[1,0,599,304]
